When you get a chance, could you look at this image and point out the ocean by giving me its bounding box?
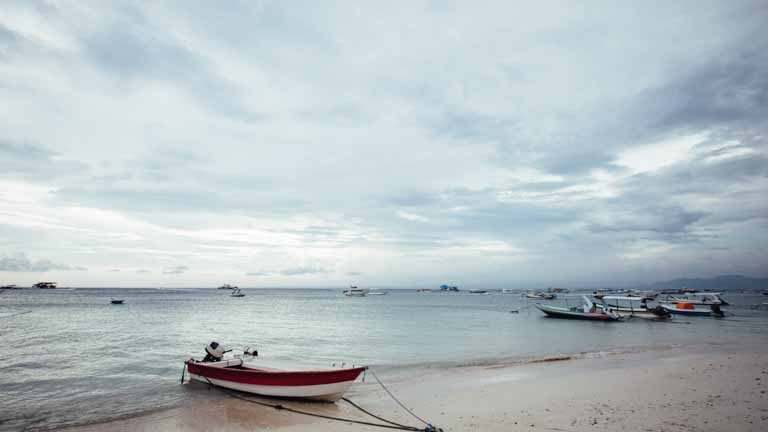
[1,288,766,431]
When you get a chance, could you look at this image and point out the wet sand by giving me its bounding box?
[67,343,768,432]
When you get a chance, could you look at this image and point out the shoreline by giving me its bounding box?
[63,338,768,432]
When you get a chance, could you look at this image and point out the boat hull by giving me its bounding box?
[660,304,717,317]
[186,359,366,401]
[536,304,620,321]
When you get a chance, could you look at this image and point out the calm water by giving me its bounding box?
[1,288,767,430]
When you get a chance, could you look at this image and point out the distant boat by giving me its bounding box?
[230,288,245,297]
[343,286,369,297]
[33,282,57,289]
[218,284,237,290]
[501,289,516,294]
[536,296,622,321]
[439,284,460,292]
[416,288,432,293]
[0,284,19,289]
[526,291,556,300]
[367,290,388,296]
[468,289,487,294]
[111,299,124,305]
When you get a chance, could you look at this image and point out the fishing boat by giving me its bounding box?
[185,342,366,401]
[33,282,57,289]
[664,292,728,306]
[660,302,725,317]
[110,299,124,304]
[536,296,622,321]
[218,284,237,290]
[526,291,556,300]
[230,288,245,297]
[416,288,432,293]
[0,284,19,289]
[595,296,670,320]
[343,286,369,297]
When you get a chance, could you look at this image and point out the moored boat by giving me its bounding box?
[665,292,728,306]
[660,302,725,317]
[185,342,366,401]
[595,296,670,320]
[343,286,369,297]
[536,296,622,321]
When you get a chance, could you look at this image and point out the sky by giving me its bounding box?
[1,0,767,288]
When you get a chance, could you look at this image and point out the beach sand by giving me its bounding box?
[67,343,768,432]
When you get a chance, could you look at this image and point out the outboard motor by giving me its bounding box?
[652,305,671,319]
[711,304,725,317]
[202,341,225,362]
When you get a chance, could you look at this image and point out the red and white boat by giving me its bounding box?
[185,344,367,401]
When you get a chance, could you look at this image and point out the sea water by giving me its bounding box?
[1,288,766,430]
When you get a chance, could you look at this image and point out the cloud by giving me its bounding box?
[135,269,150,274]
[162,265,188,275]
[0,139,87,180]
[1,1,767,287]
[279,266,328,276]
[0,253,87,272]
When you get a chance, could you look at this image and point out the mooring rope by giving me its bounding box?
[185,367,440,432]
[369,368,431,427]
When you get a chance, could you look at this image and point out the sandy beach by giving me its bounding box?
[66,341,768,432]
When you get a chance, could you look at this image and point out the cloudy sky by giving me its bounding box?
[1,1,766,288]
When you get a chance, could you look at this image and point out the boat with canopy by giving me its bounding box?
[536,296,622,321]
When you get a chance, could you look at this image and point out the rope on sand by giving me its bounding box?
[183,365,442,432]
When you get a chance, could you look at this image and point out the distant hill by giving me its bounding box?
[650,275,768,291]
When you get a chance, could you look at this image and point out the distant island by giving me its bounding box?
[648,274,768,291]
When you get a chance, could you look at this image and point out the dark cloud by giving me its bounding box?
[162,265,188,274]
[588,207,708,235]
[0,253,87,272]
[0,139,87,180]
[79,12,261,122]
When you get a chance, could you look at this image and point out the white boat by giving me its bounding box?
[468,289,487,294]
[230,288,245,297]
[501,289,516,294]
[367,290,388,296]
[595,296,670,320]
[665,292,728,306]
[218,284,237,290]
[536,296,622,321]
[526,291,556,300]
[343,286,369,297]
[185,343,366,401]
[660,302,725,317]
